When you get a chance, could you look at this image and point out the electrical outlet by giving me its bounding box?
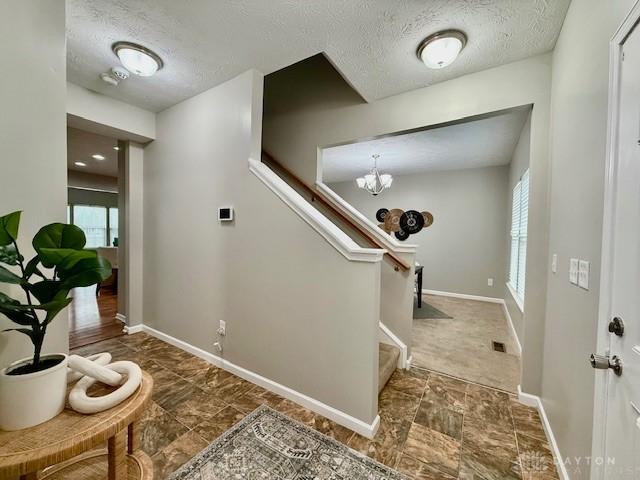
[487,278,494,287]
[569,258,579,285]
[217,320,226,336]
[551,254,558,274]
[578,260,590,290]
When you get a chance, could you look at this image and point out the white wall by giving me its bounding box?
[543,1,636,478]
[264,54,551,393]
[0,1,68,364]
[504,114,532,343]
[67,82,156,143]
[143,70,381,425]
[330,166,510,298]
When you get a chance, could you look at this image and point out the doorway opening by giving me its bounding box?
[320,106,532,393]
[66,126,123,349]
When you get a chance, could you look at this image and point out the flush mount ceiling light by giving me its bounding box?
[112,41,163,77]
[74,161,87,167]
[92,154,105,160]
[417,30,467,69]
[356,154,393,196]
[113,146,120,151]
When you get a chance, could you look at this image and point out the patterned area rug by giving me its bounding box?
[413,298,453,319]
[169,405,407,480]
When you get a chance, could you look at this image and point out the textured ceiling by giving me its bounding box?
[67,0,570,112]
[322,108,530,183]
[67,127,119,177]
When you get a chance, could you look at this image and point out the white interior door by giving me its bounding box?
[597,15,640,480]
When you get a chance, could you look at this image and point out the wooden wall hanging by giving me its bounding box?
[376,208,434,241]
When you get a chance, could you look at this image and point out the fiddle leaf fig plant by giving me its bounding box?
[0,211,112,374]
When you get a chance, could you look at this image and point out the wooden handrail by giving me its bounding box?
[261,151,411,272]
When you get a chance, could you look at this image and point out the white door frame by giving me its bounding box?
[591,2,640,478]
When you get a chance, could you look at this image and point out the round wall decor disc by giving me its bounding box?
[400,210,425,234]
[421,211,434,227]
[384,209,404,232]
[378,223,391,234]
[395,229,410,241]
[376,208,389,222]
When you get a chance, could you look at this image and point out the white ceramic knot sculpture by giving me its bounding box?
[66,353,142,414]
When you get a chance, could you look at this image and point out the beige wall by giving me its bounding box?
[330,166,510,298]
[264,54,552,393]
[0,1,68,364]
[503,113,532,343]
[542,1,635,477]
[143,70,380,424]
[67,170,118,193]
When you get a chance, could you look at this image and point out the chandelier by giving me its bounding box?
[355,154,393,196]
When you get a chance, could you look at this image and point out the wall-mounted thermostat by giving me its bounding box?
[218,206,234,222]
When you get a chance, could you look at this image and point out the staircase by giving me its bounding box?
[378,343,400,393]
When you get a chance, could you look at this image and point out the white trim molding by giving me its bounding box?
[124,324,143,334]
[378,322,409,369]
[518,386,570,480]
[115,313,127,324]
[500,301,522,354]
[315,182,418,254]
[249,159,385,264]
[141,324,381,439]
[506,282,524,313]
[422,289,503,304]
[424,289,522,354]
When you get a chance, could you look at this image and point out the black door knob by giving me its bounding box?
[608,317,624,337]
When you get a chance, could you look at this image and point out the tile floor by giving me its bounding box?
[412,295,521,393]
[72,333,558,480]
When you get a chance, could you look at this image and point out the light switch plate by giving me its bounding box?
[551,254,558,274]
[578,260,590,290]
[569,258,579,285]
[488,278,494,287]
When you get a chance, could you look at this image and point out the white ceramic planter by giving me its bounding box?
[0,353,68,431]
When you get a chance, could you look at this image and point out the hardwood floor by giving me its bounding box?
[68,285,123,350]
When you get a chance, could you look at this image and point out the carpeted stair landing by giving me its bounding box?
[378,343,400,394]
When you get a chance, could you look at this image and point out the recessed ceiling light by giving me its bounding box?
[417,30,467,69]
[74,161,87,167]
[112,41,163,77]
[113,146,120,151]
[92,154,105,160]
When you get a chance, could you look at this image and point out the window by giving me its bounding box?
[109,207,119,246]
[509,169,529,303]
[68,205,119,248]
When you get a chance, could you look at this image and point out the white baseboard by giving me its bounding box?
[115,313,127,324]
[406,355,413,369]
[423,289,522,356]
[141,324,380,439]
[378,322,408,369]
[124,324,143,334]
[501,303,522,354]
[422,289,503,304]
[517,386,569,480]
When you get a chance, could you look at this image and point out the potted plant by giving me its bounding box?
[0,211,112,430]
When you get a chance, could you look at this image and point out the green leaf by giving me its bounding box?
[43,298,73,327]
[24,255,43,279]
[0,265,23,284]
[32,223,86,258]
[2,328,35,342]
[37,248,96,270]
[28,280,68,304]
[0,211,21,246]
[60,255,112,289]
[0,245,22,266]
[0,292,35,326]
[2,297,72,312]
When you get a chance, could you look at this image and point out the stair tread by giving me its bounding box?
[378,343,400,394]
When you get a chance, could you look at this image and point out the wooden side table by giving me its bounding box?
[0,371,153,480]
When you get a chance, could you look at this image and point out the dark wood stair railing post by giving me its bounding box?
[261,151,410,273]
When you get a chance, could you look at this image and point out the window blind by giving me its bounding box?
[509,169,529,302]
